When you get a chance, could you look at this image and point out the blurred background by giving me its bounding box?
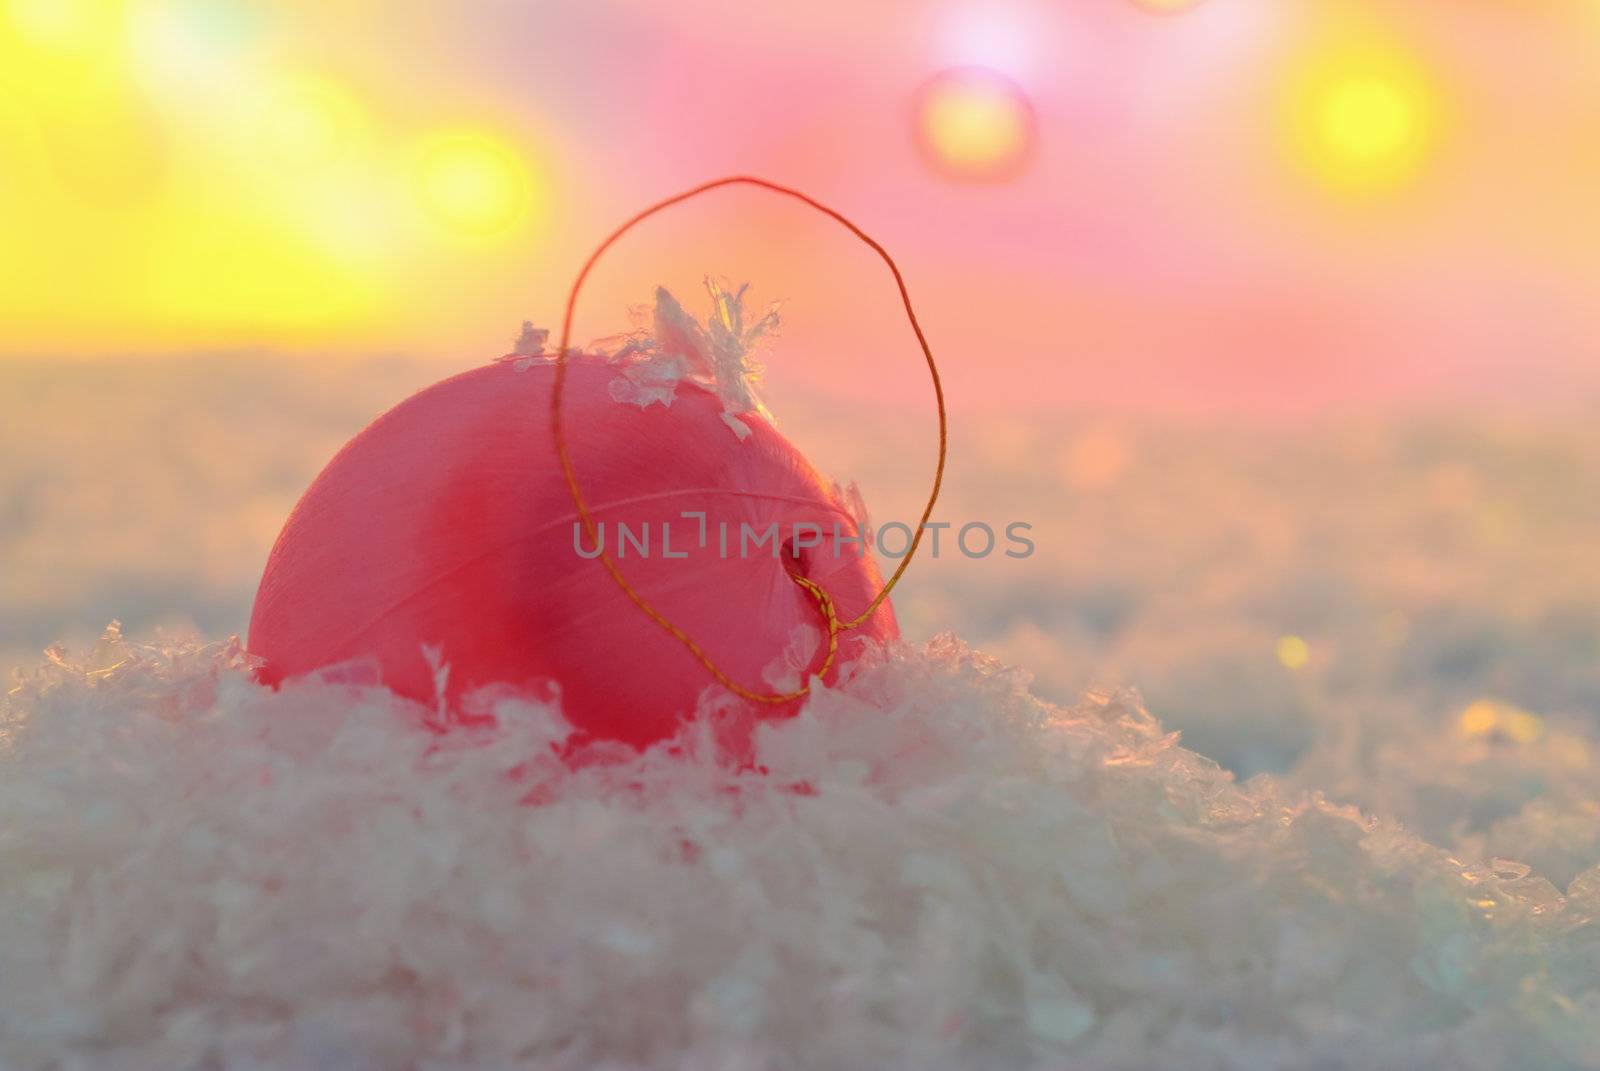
[4,0,1600,839]
[6,0,1600,400]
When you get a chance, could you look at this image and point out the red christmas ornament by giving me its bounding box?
[250,177,946,750]
[248,354,895,747]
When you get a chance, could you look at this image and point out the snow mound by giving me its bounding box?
[2,628,1598,1070]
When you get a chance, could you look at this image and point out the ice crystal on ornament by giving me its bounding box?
[497,322,551,371]
[512,321,549,357]
[604,278,782,440]
[502,283,781,435]
[500,322,596,371]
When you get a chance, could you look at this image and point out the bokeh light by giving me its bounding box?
[1457,699,1545,744]
[1275,634,1310,670]
[1285,32,1441,198]
[415,132,537,239]
[914,67,1036,183]
[1322,79,1414,163]
[1,0,1597,395]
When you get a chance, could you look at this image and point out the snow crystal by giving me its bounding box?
[607,350,690,410]
[2,627,1598,1070]
[512,322,549,358]
[500,282,779,438]
[596,279,780,440]
[758,623,823,693]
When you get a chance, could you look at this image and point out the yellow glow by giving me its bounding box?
[415,132,536,239]
[2,0,130,117]
[1457,701,1498,736]
[1503,710,1544,747]
[295,171,401,267]
[1320,79,1413,163]
[0,2,168,207]
[1457,699,1545,744]
[916,68,1035,182]
[6,0,122,52]
[220,73,396,270]
[252,76,366,170]
[1275,635,1310,670]
[1285,29,1441,198]
[40,94,170,207]
[141,213,376,334]
[0,0,546,353]
[0,5,385,350]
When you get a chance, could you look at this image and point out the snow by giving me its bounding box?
[3,357,1600,1068]
[1,626,1598,1070]
[594,280,782,440]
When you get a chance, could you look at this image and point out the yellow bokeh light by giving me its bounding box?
[915,67,1036,183]
[1275,635,1310,670]
[415,132,535,239]
[1319,78,1414,164]
[1284,30,1441,198]
[1457,699,1544,744]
